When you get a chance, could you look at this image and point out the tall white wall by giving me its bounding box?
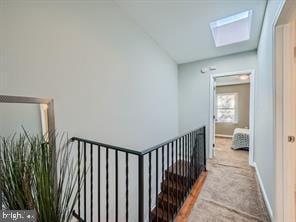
[178,51,257,154]
[0,2,179,221]
[255,0,283,216]
[0,1,179,149]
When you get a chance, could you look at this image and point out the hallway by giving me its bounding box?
[188,138,270,222]
[2,1,293,221]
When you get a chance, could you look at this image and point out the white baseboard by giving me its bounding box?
[253,163,274,221]
[249,161,255,167]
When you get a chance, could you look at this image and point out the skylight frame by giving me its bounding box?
[210,10,253,47]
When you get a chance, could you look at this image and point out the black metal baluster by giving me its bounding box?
[167,144,170,220]
[83,142,87,221]
[201,132,204,172]
[193,132,196,180]
[90,144,93,222]
[199,132,202,174]
[198,131,201,177]
[201,132,204,173]
[138,155,144,222]
[125,153,129,222]
[198,132,201,174]
[115,150,118,222]
[193,132,195,183]
[190,133,192,187]
[192,132,194,181]
[182,136,185,200]
[178,138,181,205]
[0,144,2,210]
[196,131,199,177]
[196,133,199,177]
[175,140,178,206]
[106,148,109,222]
[171,141,174,175]
[203,127,207,171]
[189,133,192,188]
[149,152,152,221]
[196,131,198,178]
[186,134,190,193]
[184,135,187,192]
[178,138,181,183]
[175,140,178,215]
[171,141,174,215]
[192,132,196,184]
[196,132,199,177]
[189,134,191,188]
[188,134,190,189]
[192,132,194,186]
[156,150,159,222]
[78,141,81,216]
[161,146,164,221]
[186,134,189,192]
[98,146,101,222]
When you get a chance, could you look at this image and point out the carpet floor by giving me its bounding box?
[188,137,270,222]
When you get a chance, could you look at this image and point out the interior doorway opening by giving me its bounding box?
[209,70,255,166]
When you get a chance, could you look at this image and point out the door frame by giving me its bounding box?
[209,69,255,166]
[274,2,296,220]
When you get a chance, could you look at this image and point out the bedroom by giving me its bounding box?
[212,72,252,166]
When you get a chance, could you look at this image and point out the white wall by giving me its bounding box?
[255,0,284,216]
[178,50,257,154]
[0,1,178,149]
[0,1,178,221]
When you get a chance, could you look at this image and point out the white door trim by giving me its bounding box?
[275,22,296,222]
[209,69,255,166]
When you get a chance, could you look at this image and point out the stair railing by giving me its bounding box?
[71,126,206,222]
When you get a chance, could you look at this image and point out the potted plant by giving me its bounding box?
[0,132,81,222]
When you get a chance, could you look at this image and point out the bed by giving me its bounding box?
[232,128,249,150]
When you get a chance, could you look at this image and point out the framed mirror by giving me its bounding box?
[0,95,56,209]
[0,95,55,139]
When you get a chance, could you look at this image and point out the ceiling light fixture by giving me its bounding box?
[240,75,250,81]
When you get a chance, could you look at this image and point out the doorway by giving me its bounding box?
[274,2,296,220]
[209,70,255,166]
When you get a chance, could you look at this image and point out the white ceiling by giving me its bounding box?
[116,0,267,64]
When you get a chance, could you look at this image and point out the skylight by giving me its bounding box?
[210,10,253,47]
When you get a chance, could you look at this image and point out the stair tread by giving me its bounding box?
[151,159,201,222]
[158,192,179,208]
[162,180,187,192]
[151,207,172,221]
[166,160,194,177]
[159,192,177,202]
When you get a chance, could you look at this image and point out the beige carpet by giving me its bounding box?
[188,138,270,222]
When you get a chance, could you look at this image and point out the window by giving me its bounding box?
[216,93,238,123]
[210,10,253,47]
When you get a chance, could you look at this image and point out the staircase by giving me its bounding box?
[71,126,206,222]
[151,160,194,222]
